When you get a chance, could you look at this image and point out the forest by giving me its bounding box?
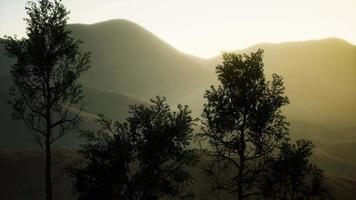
[0,0,355,200]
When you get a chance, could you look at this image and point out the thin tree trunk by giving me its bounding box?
[45,70,52,200]
[45,135,52,200]
[238,133,246,200]
[238,163,243,200]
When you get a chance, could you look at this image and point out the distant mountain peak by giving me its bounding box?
[92,19,140,26]
[69,18,139,27]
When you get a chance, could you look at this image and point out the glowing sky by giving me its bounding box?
[1,0,355,58]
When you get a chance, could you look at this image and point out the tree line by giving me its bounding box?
[2,0,331,200]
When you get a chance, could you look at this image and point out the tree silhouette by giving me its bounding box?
[69,96,198,200]
[260,139,331,200]
[200,49,289,200]
[2,0,90,199]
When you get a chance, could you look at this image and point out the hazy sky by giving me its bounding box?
[1,0,355,58]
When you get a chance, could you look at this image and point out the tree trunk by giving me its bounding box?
[45,135,52,200]
[238,148,245,200]
[45,70,52,200]
[238,171,243,200]
[238,124,246,200]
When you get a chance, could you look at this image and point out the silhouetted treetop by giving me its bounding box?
[69,96,198,200]
[2,1,90,200]
[201,49,289,200]
[261,139,332,200]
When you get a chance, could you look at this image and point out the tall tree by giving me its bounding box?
[200,49,289,200]
[3,0,90,199]
[69,96,198,200]
[260,139,331,200]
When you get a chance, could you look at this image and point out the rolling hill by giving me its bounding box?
[206,39,356,182]
[3,21,354,129]
[0,19,355,199]
[68,19,216,109]
[208,38,356,129]
[0,19,215,147]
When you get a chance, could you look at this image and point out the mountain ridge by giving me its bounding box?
[1,18,355,199]
[66,19,215,105]
[1,19,355,138]
[207,37,356,128]
[69,19,204,59]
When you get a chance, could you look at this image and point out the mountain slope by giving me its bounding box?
[0,75,147,147]
[0,19,356,199]
[0,20,214,147]
[207,39,356,180]
[1,19,356,170]
[68,19,215,107]
[208,38,356,128]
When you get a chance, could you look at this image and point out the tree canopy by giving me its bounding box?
[2,0,90,199]
[201,49,290,199]
[260,139,331,200]
[69,96,198,200]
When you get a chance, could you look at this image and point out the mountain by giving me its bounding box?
[0,75,145,147]
[208,38,356,129]
[82,86,148,120]
[207,38,356,181]
[1,19,356,199]
[0,19,213,147]
[3,22,354,129]
[1,20,355,157]
[68,19,216,110]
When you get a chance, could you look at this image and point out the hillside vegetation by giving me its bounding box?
[0,150,355,200]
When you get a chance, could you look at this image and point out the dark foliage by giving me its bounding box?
[69,96,198,200]
[200,49,290,199]
[260,139,331,200]
[2,0,90,199]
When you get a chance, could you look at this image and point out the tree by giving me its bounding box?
[68,114,134,200]
[69,96,198,200]
[260,139,331,200]
[200,49,289,200]
[2,0,90,199]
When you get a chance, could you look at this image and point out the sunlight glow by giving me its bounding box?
[1,0,355,58]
